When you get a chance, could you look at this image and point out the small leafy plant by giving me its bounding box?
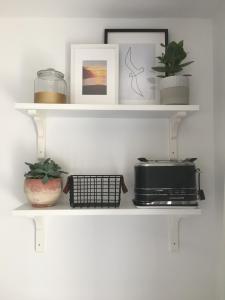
[24,158,67,184]
[152,40,194,77]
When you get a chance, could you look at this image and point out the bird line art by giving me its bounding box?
[125,47,144,97]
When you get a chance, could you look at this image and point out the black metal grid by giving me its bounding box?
[69,175,122,208]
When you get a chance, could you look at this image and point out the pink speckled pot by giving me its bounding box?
[24,178,62,208]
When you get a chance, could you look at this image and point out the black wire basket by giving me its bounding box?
[63,175,128,208]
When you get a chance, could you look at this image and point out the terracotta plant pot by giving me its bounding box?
[24,178,62,208]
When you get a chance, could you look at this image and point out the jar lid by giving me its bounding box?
[37,68,64,79]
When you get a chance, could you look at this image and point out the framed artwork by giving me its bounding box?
[104,29,168,104]
[70,44,119,104]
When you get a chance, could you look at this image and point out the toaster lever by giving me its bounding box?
[184,158,197,162]
[196,168,205,200]
[199,189,205,200]
[138,157,149,162]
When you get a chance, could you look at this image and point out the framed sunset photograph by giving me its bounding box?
[82,60,107,95]
[70,44,119,104]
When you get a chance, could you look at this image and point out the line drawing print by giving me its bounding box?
[125,47,144,97]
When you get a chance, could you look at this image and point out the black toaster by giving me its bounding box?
[133,158,205,207]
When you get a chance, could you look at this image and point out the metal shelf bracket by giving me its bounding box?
[33,217,45,253]
[169,112,187,159]
[168,216,181,252]
[27,109,46,159]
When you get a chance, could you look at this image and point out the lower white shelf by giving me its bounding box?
[13,201,201,253]
[13,201,201,216]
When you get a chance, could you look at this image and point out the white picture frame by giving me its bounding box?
[70,44,119,104]
[105,29,168,105]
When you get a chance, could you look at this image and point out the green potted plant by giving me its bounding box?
[152,40,194,105]
[24,158,67,207]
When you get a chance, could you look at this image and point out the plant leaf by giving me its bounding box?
[42,175,49,184]
[152,66,166,72]
[179,61,194,68]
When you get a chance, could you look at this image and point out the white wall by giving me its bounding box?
[213,3,225,299]
[0,18,218,300]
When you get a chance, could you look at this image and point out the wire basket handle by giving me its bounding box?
[63,175,72,194]
[121,176,128,193]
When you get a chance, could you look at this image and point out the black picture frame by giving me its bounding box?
[104,29,168,104]
[104,28,168,45]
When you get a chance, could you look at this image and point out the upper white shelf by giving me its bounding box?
[15,103,199,119]
[13,202,202,217]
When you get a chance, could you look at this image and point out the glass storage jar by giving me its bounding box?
[34,68,67,103]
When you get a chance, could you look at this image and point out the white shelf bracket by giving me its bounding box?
[168,216,181,252]
[27,110,46,159]
[33,217,45,253]
[169,112,187,159]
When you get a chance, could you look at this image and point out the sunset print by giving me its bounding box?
[82,60,107,95]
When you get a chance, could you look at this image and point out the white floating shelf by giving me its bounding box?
[15,103,199,119]
[13,202,201,217]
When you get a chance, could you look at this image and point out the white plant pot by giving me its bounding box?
[160,75,189,105]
